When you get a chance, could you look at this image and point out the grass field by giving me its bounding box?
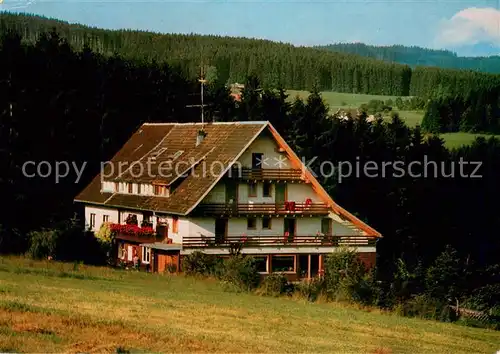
[0,257,499,353]
[286,90,500,149]
[286,90,401,111]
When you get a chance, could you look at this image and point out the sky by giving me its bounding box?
[1,0,499,56]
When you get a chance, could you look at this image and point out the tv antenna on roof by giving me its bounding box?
[199,65,207,130]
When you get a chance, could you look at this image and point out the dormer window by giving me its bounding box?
[153,184,169,197]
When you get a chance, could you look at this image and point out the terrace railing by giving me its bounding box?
[196,202,330,216]
[182,234,376,248]
[227,168,304,181]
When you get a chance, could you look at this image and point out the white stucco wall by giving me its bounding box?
[188,217,216,237]
[237,182,275,203]
[227,217,285,236]
[286,183,322,203]
[84,206,119,232]
[237,133,291,169]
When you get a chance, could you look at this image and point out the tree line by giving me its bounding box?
[0,12,496,100]
[318,42,500,74]
[1,28,500,324]
[421,82,500,134]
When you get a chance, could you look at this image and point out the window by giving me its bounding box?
[263,182,272,197]
[271,255,295,273]
[127,246,133,261]
[137,184,142,194]
[154,184,169,196]
[172,216,179,233]
[262,217,272,230]
[103,215,109,223]
[252,152,264,168]
[114,182,119,192]
[128,183,133,193]
[118,243,125,259]
[248,182,257,197]
[247,218,256,230]
[90,213,96,228]
[253,256,268,273]
[142,247,151,264]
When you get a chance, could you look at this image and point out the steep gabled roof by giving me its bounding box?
[75,121,381,237]
[74,122,268,215]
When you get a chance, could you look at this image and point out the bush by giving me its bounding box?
[394,294,456,322]
[166,263,177,274]
[425,245,464,302]
[182,251,221,276]
[95,222,113,244]
[219,255,260,292]
[323,247,367,302]
[257,273,290,297]
[27,229,58,259]
[295,277,325,302]
[27,217,106,264]
[465,283,500,312]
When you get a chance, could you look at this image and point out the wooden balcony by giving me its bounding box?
[183,235,376,248]
[226,168,305,182]
[195,202,330,216]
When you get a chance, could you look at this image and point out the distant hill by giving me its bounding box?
[1,12,500,98]
[316,43,500,74]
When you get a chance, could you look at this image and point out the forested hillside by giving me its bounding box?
[1,25,500,326]
[318,43,500,74]
[0,13,413,96]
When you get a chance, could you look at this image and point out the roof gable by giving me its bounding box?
[74,122,267,214]
[75,121,381,237]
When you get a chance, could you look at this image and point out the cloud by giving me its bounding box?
[435,7,500,47]
[0,0,36,11]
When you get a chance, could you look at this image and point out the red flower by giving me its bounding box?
[109,223,155,237]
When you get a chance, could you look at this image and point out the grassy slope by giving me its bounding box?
[287,90,500,149]
[0,257,499,353]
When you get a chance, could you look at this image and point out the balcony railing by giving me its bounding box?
[196,202,330,216]
[183,235,376,248]
[227,168,304,181]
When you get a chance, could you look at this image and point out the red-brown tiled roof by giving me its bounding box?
[74,122,267,215]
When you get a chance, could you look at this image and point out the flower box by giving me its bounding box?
[109,223,156,238]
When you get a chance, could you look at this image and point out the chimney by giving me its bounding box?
[196,129,206,146]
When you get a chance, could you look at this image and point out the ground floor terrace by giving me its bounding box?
[113,234,376,281]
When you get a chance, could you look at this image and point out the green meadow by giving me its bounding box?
[287,90,500,149]
[0,256,499,353]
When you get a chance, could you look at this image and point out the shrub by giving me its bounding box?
[394,294,456,322]
[425,245,464,302]
[27,217,106,265]
[465,283,500,312]
[27,229,58,259]
[295,277,325,302]
[182,251,221,276]
[257,273,290,297]
[166,263,177,274]
[95,222,113,244]
[323,247,367,302]
[219,255,260,292]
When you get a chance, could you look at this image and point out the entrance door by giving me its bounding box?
[298,255,308,278]
[215,218,227,244]
[225,182,238,214]
[321,218,332,235]
[275,184,286,209]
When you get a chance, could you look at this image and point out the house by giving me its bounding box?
[75,121,381,280]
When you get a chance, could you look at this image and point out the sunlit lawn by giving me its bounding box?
[0,256,499,353]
